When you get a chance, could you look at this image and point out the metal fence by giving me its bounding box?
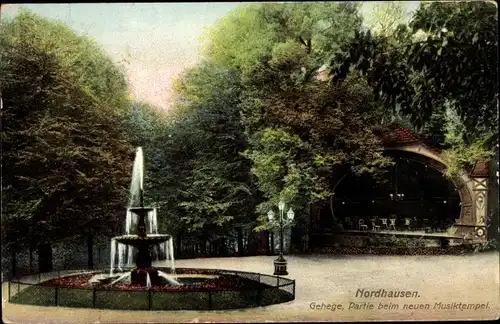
[7,267,295,310]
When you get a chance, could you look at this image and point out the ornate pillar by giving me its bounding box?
[470,162,489,242]
[451,162,488,243]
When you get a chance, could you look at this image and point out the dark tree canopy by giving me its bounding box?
[1,10,133,250]
[331,1,498,140]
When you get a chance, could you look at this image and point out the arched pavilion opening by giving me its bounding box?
[308,126,489,247]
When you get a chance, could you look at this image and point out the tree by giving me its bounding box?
[122,101,169,150]
[1,9,130,119]
[330,1,498,174]
[198,3,394,248]
[202,2,363,78]
[1,10,133,271]
[362,1,407,37]
[143,62,261,255]
[242,64,392,233]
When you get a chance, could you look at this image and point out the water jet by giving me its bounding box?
[107,147,179,287]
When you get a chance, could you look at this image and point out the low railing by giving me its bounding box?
[7,267,295,310]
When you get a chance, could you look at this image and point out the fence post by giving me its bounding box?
[92,288,96,308]
[258,285,262,306]
[55,286,58,306]
[8,281,11,301]
[277,276,280,287]
[293,280,296,298]
[148,289,152,310]
[17,281,20,295]
[208,290,212,310]
[38,272,41,283]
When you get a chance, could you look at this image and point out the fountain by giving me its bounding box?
[9,146,296,310]
[106,147,179,287]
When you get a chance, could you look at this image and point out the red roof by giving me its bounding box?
[395,127,420,143]
[470,162,489,177]
[378,126,421,146]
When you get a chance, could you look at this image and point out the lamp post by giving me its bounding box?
[267,200,294,276]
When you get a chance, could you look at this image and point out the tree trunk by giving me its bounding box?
[37,243,53,273]
[176,235,182,258]
[237,227,244,256]
[29,245,34,272]
[270,232,275,255]
[291,226,302,253]
[87,230,94,270]
[260,231,270,255]
[11,249,17,278]
[221,238,227,257]
[200,237,207,256]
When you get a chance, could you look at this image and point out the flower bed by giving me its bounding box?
[40,269,264,292]
[43,274,93,288]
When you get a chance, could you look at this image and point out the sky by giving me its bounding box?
[1,2,419,110]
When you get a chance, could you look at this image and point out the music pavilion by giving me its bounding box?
[305,124,498,249]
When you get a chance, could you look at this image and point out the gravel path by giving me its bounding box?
[3,252,499,323]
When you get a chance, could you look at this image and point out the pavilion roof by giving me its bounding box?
[377,124,490,177]
[376,124,422,146]
[469,161,489,177]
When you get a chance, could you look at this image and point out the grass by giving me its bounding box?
[10,284,56,306]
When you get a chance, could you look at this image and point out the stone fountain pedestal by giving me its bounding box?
[130,245,161,285]
[131,268,162,286]
[114,207,173,287]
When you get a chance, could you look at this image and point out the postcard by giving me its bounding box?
[1,2,498,323]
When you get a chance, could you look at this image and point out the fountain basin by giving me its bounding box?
[9,268,296,310]
[128,206,155,213]
[114,234,171,247]
[88,272,216,287]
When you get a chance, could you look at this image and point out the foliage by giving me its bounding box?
[145,63,260,239]
[473,239,499,253]
[332,1,498,137]
[330,1,498,176]
[1,9,130,118]
[122,101,168,149]
[201,2,394,233]
[202,2,363,77]
[1,10,132,250]
[441,106,496,176]
[362,1,407,37]
[241,65,392,231]
[366,235,426,248]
